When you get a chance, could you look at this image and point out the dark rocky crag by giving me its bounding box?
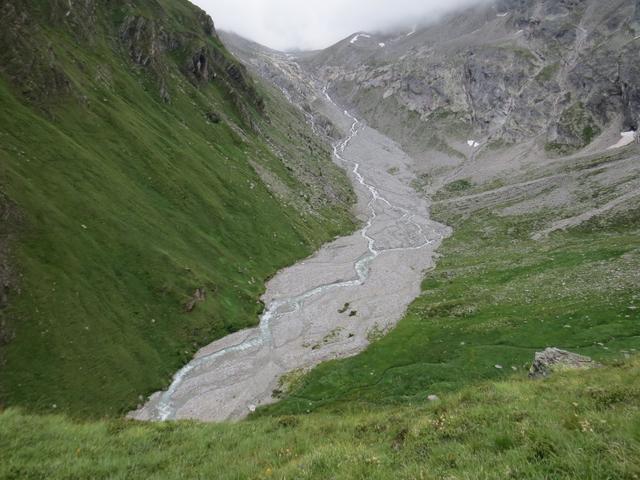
[117,3,264,116]
[1,0,263,120]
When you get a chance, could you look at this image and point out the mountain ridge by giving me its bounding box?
[287,0,640,168]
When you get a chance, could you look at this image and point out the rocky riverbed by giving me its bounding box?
[130,85,449,422]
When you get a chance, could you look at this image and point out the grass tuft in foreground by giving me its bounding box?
[1,358,639,479]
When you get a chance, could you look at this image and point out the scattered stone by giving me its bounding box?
[338,302,350,314]
[206,111,221,123]
[529,347,599,379]
[159,81,171,103]
[184,287,206,313]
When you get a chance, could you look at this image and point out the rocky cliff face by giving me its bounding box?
[300,0,638,160]
[118,5,264,122]
[0,1,72,102]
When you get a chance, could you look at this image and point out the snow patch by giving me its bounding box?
[350,33,371,44]
[467,140,480,148]
[407,25,417,37]
[497,12,509,17]
[607,131,636,150]
[378,42,386,48]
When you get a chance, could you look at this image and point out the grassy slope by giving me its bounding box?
[1,146,638,477]
[259,201,640,416]
[0,0,354,417]
[1,358,639,479]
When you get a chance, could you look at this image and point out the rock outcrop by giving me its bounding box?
[529,348,599,378]
[0,1,72,102]
[0,0,262,118]
[198,10,218,38]
[184,288,207,313]
[119,15,179,68]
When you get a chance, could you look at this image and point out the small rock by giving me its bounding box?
[427,394,439,402]
[495,364,503,369]
[248,404,256,413]
[184,287,206,313]
[529,347,599,379]
[206,111,221,123]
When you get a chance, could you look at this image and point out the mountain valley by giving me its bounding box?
[1,0,639,478]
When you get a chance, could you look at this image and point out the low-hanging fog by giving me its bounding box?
[192,0,494,51]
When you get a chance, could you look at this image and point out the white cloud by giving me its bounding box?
[192,0,492,51]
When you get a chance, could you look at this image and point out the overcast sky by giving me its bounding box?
[192,0,491,51]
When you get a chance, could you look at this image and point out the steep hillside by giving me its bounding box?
[0,0,355,417]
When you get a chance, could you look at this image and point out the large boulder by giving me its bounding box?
[529,347,599,379]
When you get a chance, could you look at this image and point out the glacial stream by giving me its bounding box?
[132,91,448,422]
